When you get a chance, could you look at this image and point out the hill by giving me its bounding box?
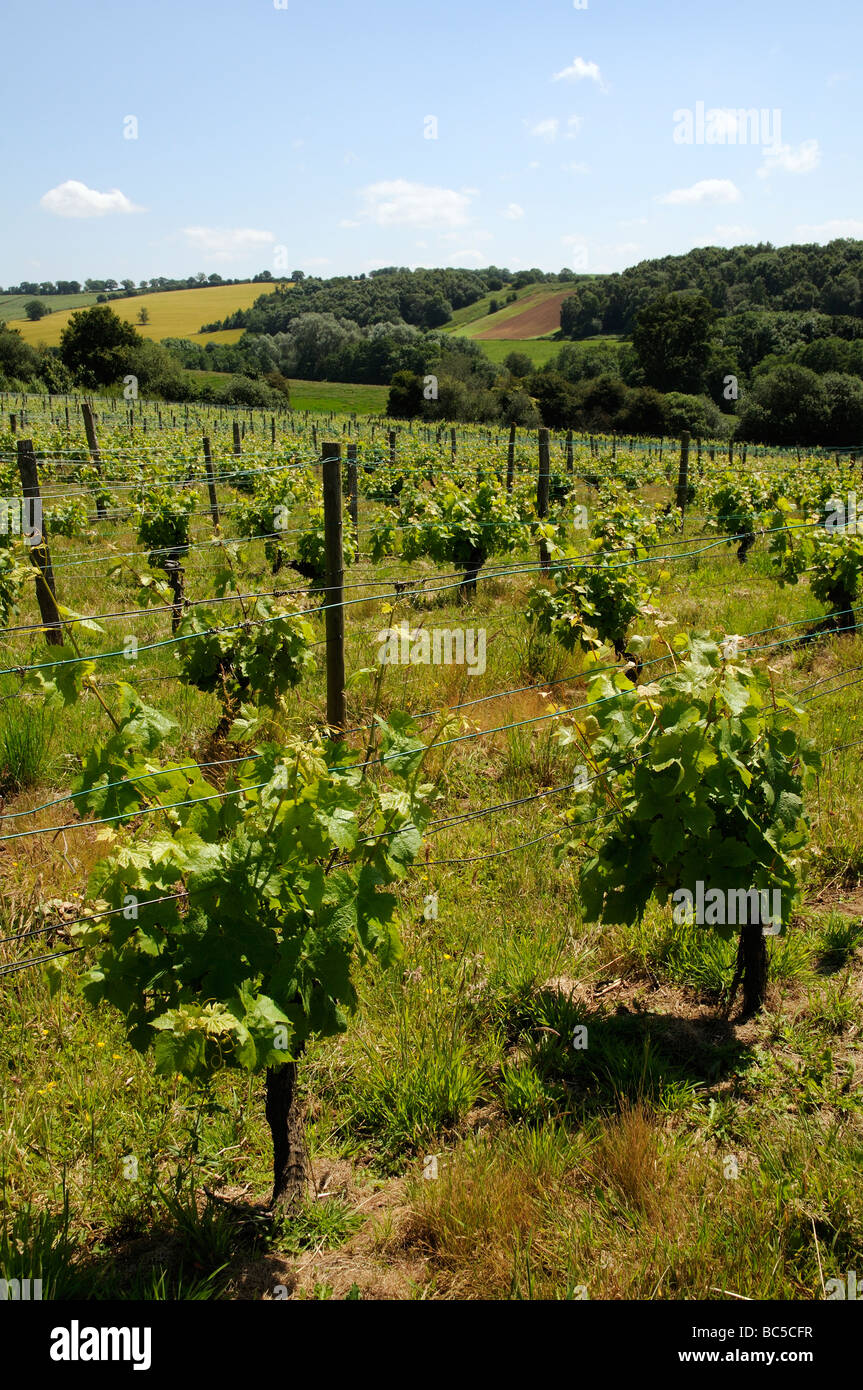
[6,283,281,348]
[0,291,99,322]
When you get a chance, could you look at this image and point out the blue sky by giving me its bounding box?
[2,0,860,284]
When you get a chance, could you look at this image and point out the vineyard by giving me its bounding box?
[2,390,863,1302]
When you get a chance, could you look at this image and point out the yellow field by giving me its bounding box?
[8,282,281,347]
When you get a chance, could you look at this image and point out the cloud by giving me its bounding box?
[502,202,525,220]
[352,180,473,228]
[552,57,605,88]
[657,179,741,206]
[529,118,559,141]
[181,226,276,262]
[40,180,144,218]
[561,161,590,174]
[450,249,486,264]
[304,257,331,267]
[794,218,863,242]
[758,138,820,177]
[565,116,584,138]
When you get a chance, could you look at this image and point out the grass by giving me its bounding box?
[182,372,388,414]
[7,283,281,348]
[473,338,564,367]
[0,409,862,1299]
[0,293,98,323]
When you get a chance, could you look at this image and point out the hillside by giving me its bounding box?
[6,282,280,348]
[0,291,98,322]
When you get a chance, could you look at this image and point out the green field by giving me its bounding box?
[185,370,388,414]
[473,338,563,367]
[0,292,98,323]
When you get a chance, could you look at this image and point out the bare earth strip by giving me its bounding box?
[474,290,575,340]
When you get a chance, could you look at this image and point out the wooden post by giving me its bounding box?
[537,428,551,571]
[346,443,359,551]
[233,421,242,455]
[728,438,733,465]
[202,436,221,531]
[388,429,396,467]
[322,443,346,731]
[506,422,516,492]
[271,416,276,445]
[450,427,457,462]
[81,402,107,518]
[9,414,16,435]
[565,429,574,474]
[676,431,690,515]
[16,440,62,645]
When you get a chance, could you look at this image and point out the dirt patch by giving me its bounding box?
[475,291,575,340]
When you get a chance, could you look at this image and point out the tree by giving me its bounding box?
[386,370,424,419]
[24,300,50,321]
[137,306,150,325]
[736,364,829,445]
[59,305,142,388]
[502,351,535,379]
[631,292,716,393]
[529,371,579,429]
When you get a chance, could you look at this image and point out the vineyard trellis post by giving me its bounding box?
[81,402,107,519]
[537,427,551,571]
[566,429,574,474]
[506,422,516,492]
[202,436,221,531]
[676,431,690,516]
[16,438,63,646]
[322,441,346,731]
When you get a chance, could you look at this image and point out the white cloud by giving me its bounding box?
[552,57,605,88]
[352,180,473,228]
[561,161,590,174]
[40,180,144,218]
[182,226,276,262]
[619,217,648,227]
[657,179,741,206]
[450,249,486,264]
[527,160,541,169]
[502,202,525,220]
[304,257,331,267]
[758,138,820,177]
[529,118,559,141]
[794,218,863,242]
[565,116,584,138]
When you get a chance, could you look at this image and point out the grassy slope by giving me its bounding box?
[0,292,99,322]
[7,283,281,348]
[184,371,388,414]
[1,407,862,1300]
[471,338,563,367]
